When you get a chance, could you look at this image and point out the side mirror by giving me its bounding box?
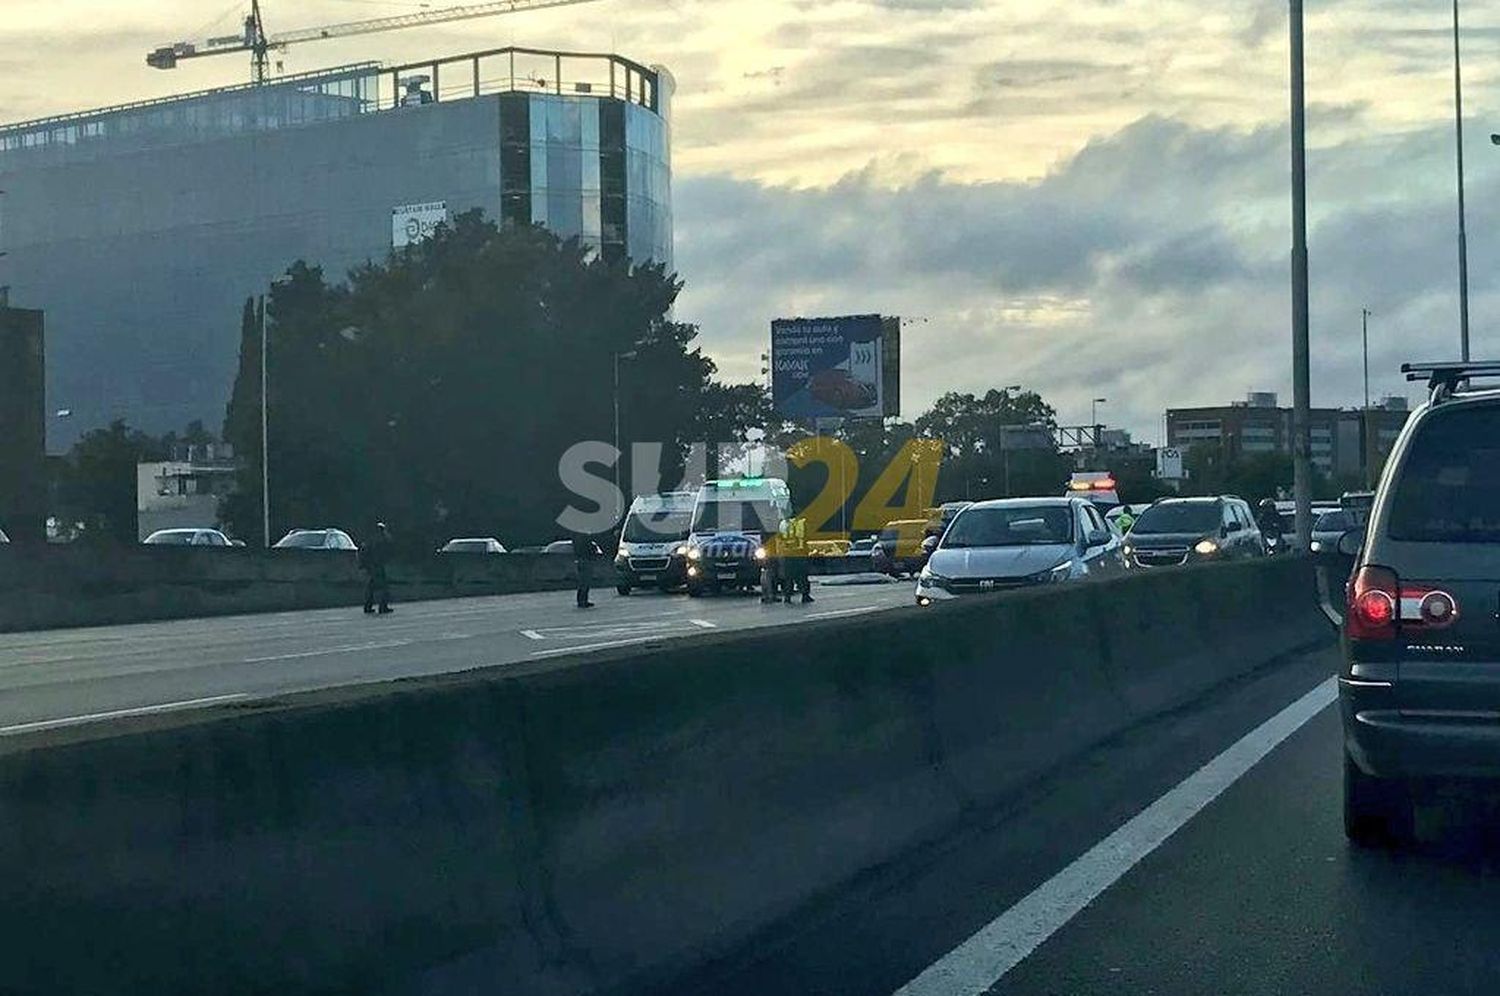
[921,535,939,555]
[1086,528,1110,548]
[1337,528,1364,557]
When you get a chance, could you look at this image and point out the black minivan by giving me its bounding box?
[1340,361,1500,846]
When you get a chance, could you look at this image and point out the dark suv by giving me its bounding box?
[1124,496,1267,568]
[1341,361,1500,846]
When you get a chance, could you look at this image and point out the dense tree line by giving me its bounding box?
[219,214,771,550]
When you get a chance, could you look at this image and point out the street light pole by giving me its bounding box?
[1091,397,1107,448]
[1361,307,1372,411]
[1453,0,1472,361]
[613,349,638,529]
[1289,0,1314,550]
[259,294,270,549]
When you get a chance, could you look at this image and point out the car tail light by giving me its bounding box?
[1399,586,1460,630]
[1347,566,1398,640]
[1347,566,1461,640]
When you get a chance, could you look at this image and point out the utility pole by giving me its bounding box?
[259,294,270,549]
[1289,0,1314,549]
[1361,307,1372,410]
[1362,307,1373,489]
[1453,0,1472,360]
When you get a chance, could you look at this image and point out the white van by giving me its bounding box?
[684,478,793,596]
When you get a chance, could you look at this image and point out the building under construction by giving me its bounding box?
[0,46,673,447]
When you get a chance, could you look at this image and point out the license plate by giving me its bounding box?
[719,570,739,578]
[638,574,657,582]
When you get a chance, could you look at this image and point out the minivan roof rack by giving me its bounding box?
[1402,361,1500,402]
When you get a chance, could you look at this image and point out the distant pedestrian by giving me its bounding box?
[361,521,394,615]
[572,534,602,608]
[782,517,813,604]
[761,520,785,603]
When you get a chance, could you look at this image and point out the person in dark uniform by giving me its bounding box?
[361,521,394,615]
[572,534,602,608]
[1256,499,1287,553]
[760,520,784,604]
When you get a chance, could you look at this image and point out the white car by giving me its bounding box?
[439,537,507,554]
[143,528,233,547]
[273,528,358,551]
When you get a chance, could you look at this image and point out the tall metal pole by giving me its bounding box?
[259,294,270,549]
[1290,0,1314,549]
[1454,0,1472,361]
[1361,307,1371,410]
[613,351,621,528]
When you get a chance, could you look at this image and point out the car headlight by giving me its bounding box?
[687,547,702,561]
[754,546,768,561]
[1048,560,1074,583]
[1123,544,1133,557]
[918,572,946,589]
[1310,540,1323,553]
[674,545,690,556]
[1194,539,1219,556]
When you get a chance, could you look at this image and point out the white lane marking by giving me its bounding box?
[521,630,545,641]
[0,694,252,736]
[893,675,1338,996]
[529,636,663,659]
[242,639,411,664]
[807,606,885,621]
[690,619,718,629]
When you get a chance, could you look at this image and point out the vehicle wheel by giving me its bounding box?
[1344,752,1414,847]
[687,585,703,598]
[616,584,632,596]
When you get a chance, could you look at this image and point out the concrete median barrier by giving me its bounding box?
[0,546,579,632]
[0,557,1333,995]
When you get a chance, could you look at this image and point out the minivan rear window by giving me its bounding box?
[1388,405,1500,543]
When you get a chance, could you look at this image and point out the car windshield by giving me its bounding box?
[146,532,196,546]
[1314,511,1352,533]
[444,540,488,553]
[692,501,778,534]
[276,532,328,549]
[1132,504,1221,535]
[1388,405,1500,543]
[941,506,1074,548]
[624,510,694,543]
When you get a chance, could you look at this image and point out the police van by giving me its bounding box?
[614,491,697,594]
[683,477,794,596]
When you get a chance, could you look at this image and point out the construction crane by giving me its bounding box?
[147,0,608,84]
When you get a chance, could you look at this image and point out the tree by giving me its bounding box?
[914,388,1067,501]
[56,420,169,544]
[220,214,764,550]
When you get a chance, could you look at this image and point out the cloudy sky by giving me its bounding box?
[4,0,1500,440]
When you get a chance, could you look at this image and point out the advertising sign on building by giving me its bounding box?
[392,201,449,248]
[771,314,901,421]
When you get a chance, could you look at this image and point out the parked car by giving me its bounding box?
[143,528,233,547]
[1123,496,1266,567]
[915,497,1126,605]
[872,518,930,577]
[1340,361,1500,846]
[846,535,878,562]
[273,528,358,551]
[439,537,507,554]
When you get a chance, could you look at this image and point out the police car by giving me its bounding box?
[683,478,793,596]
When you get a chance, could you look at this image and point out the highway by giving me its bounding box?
[0,576,911,735]
[649,645,1500,996]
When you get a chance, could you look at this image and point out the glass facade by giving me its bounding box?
[0,50,672,449]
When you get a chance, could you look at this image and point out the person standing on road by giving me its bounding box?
[361,521,394,615]
[572,533,602,608]
[783,517,813,604]
[760,519,785,604]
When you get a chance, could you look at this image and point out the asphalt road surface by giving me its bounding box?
[651,645,1500,996]
[0,576,911,735]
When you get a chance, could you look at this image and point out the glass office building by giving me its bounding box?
[0,47,673,448]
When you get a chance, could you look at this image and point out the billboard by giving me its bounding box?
[392,201,449,248]
[771,314,901,421]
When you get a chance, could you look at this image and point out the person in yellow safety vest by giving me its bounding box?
[1115,507,1136,534]
[760,519,785,604]
[781,517,813,604]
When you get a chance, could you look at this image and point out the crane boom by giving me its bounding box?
[147,0,608,81]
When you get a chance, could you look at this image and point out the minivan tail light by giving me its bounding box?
[1348,565,1398,640]
[1399,586,1460,630]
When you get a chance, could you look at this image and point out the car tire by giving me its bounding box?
[687,585,703,598]
[1344,752,1414,847]
[616,584,632,596]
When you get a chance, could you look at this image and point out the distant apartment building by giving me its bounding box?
[0,46,674,450]
[136,443,240,540]
[1166,392,1411,480]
